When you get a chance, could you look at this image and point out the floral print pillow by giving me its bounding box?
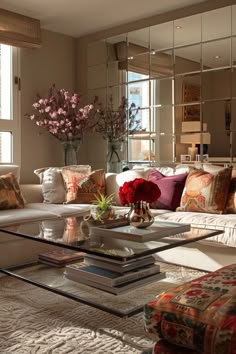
[0,172,24,209]
[177,167,232,213]
[144,264,236,354]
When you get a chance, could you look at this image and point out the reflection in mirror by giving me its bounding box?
[127,53,150,77]
[150,49,173,78]
[208,132,231,158]
[150,21,173,51]
[128,27,150,55]
[231,99,236,130]
[86,4,236,167]
[108,61,126,86]
[174,14,201,47]
[175,73,201,105]
[202,69,231,101]
[202,6,231,42]
[106,33,128,63]
[175,44,201,75]
[127,79,150,109]
[157,135,175,164]
[153,78,173,106]
[128,136,155,163]
[154,106,173,134]
[202,39,231,70]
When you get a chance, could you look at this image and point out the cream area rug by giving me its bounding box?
[0,263,205,354]
[0,274,155,354]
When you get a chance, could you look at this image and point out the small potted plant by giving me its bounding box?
[90,192,115,222]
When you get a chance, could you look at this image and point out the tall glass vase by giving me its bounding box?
[107,139,123,173]
[61,138,81,166]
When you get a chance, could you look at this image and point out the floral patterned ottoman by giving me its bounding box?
[144,264,236,354]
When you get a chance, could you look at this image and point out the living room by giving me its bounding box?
[0,0,236,353]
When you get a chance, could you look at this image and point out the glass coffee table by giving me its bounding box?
[0,216,222,317]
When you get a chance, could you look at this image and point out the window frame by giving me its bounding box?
[0,45,21,165]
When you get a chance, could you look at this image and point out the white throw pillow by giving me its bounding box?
[34,165,91,204]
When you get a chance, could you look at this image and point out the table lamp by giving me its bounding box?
[180,122,211,161]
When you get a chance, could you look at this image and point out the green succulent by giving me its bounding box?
[91,192,114,221]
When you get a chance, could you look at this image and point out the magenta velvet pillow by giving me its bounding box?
[148,169,187,210]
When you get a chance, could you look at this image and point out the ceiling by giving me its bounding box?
[0,0,207,37]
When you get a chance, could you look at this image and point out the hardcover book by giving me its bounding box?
[90,221,191,242]
[65,262,161,286]
[38,249,85,265]
[64,271,166,295]
[84,254,156,273]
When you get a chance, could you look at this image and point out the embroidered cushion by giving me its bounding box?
[148,169,187,211]
[176,167,232,214]
[35,165,91,203]
[225,177,236,214]
[144,264,236,354]
[62,169,105,204]
[0,172,24,209]
[152,340,199,354]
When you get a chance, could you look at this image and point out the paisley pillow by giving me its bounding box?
[62,169,105,204]
[0,172,24,209]
[176,167,232,214]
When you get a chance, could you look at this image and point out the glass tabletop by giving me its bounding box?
[0,216,223,262]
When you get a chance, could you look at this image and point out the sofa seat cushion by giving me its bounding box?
[154,211,236,247]
[152,340,199,354]
[26,203,90,218]
[0,208,59,227]
[144,264,236,354]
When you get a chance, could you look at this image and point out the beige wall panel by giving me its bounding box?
[21,29,76,183]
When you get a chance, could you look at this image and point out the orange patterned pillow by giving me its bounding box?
[62,169,105,204]
[225,177,236,213]
[0,172,24,209]
[76,169,106,204]
[176,167,232,214]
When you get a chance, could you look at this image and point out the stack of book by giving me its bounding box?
[64,254,165,294]
[38,249,85,267]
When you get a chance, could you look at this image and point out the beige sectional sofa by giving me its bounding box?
[0,164,236,271]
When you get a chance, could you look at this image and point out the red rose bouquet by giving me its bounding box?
[119,178,161,205]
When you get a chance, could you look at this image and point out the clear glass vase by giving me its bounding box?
[128,201,154,229]
[61,138,81,166]
[107,139,123,173]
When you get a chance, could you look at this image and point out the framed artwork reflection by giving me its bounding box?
[180,154,191,162]
[183,82,200,121]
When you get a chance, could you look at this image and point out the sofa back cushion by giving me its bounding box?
[34,165,91,203]
[177,167,232,214]
[148,169,187,211]
[106,169,150,206]
[0,172,24,209]
[0,165,20,182]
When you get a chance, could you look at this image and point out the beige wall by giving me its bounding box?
[20,29,77,183]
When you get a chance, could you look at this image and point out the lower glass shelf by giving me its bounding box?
[0,261,205,317]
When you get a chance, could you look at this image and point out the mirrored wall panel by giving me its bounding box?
[87,4,236,168]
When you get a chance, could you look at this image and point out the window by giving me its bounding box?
[0,44,20,164]
[127,71,155,163]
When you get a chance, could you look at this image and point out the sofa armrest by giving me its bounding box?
[20,184,43,203]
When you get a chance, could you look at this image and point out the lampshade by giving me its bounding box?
[180,132,211,144]
[181,121,207,133]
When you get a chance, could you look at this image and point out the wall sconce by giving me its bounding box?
[180,122,211,161]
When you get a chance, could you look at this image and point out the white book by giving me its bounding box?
[90,221,191,243]
[84,254,156,273]
[64,271,166,295]
[65,262,161,286]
